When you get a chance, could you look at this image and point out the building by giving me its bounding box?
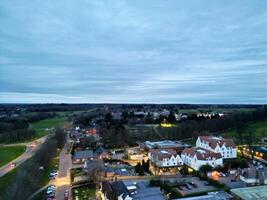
[95,146,110,160]
[100,180,165,200]
[181,147,223,170]
[240,165,267,186]
[196,136,237,159]
[72,150,94,164]
[239,146,267,164]
[141,140,189,153]
[176,191,233,200]
[230,185,267,200]
[126,146,144,161]
[148,149,183,175]
[100,181,132,200]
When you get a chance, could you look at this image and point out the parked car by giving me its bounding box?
[49,171,58,179]
[178,185,183,190]
[219,172,226,177]
[185,183,192,190]
[189,182,198,188]
[64,190,69,200]
[204,181,211,186]
[50,170,58,176]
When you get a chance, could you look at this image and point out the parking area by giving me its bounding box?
[209,172,245,189]
[175,177,216,195]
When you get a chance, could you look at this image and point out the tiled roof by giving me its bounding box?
[73,150,94,160]
[149,148,177,160]
[182,147,222,160]
[199,136,236,149]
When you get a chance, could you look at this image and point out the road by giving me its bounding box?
[0,135,49,178]
[55,136,72,200]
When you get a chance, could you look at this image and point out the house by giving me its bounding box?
[100,180,165,200]
[95,146,110,160]
[196,136,237,159]
[240,165,267,186]
[181,147,223,170]
[100,181,132,200]
[126,146,144,161]
[100,181,117,200]
[72,150,95,164]
[148,148,183,175]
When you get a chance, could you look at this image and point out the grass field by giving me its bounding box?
[0,147,60,197]
[0,166,18,193]
[31,117,67,138]
[224,119,267,143]
[0,145,26,168]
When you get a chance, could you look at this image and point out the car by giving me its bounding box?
[204,181,211,186]
[47,185,56,190]
[219,172,226,177]
[64,190,69,200]
[46,187,55,195]
[46,190,55,195]
[10,162,16,168]
[185,184,192,190]
[49,171,58,176]
[46,193,55,198]
[189,182,198,188]
[49,175,56,179]
[178,185,183,190]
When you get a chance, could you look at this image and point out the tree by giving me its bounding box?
[55,127,66,148]
[199,164,213,176]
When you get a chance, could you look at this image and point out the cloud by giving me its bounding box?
[0,0,267,103]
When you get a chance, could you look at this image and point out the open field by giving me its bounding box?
[0,148,60,197]
[0,145,26,168]
[224,119,267,143]
[31,117,67,138]
[0,165,18,192]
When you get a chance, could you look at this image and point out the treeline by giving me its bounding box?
[0,112,57,143]
[159,106,267,141]
[0,104,98,113]
[0,128,66,200]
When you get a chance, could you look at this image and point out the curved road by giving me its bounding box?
[0,135,50,178]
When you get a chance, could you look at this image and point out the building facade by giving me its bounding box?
[181,147,223,170]
[148,148,183,175]
[196,136,237,159]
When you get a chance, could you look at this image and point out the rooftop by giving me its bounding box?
[182,147,222,160]
[231,185,267,200]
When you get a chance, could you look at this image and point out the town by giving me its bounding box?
[0,104,267,200]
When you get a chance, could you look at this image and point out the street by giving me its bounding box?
[0,135,49,178]
[55,136,72,200]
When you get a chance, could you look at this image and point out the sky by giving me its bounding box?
[1,0,267,104]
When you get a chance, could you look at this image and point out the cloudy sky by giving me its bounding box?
[1,0,267,104]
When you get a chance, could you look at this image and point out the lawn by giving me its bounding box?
[0,148,60,197]
[224,119,267,144]
[39,150,60,186]
[72,185,96,200]
[0,166,18,192]
[0,145,26,168]
[31,117,67,138]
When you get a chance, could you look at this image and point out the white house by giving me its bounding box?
[196,136,237,159]
[181,147,223,171]
[148,149,183,168]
